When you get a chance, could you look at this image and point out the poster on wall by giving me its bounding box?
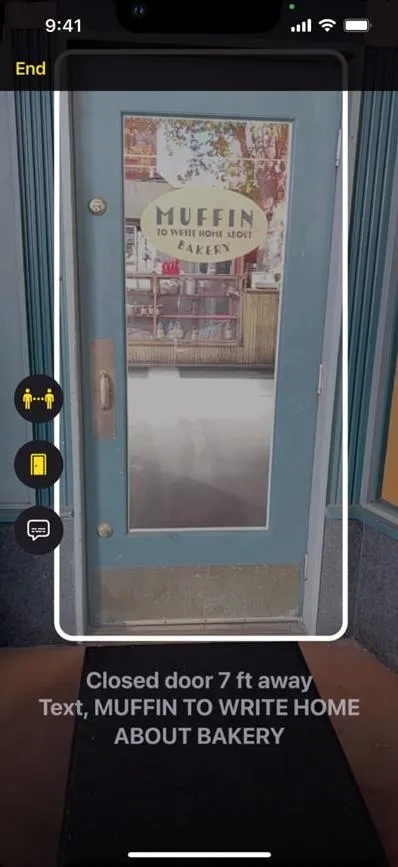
[123,114,292,356]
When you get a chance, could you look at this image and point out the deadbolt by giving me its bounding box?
[88,197,107,215]
[97,522,113,538]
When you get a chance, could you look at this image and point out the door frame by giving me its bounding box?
[56,55,345,641]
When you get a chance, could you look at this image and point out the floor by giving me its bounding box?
[0,639,397,867]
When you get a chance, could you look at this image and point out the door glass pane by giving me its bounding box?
[123,111,292,530]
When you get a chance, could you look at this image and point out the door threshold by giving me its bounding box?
[90,618,307,637]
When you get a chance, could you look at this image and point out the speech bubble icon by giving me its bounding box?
[27,518,50,542]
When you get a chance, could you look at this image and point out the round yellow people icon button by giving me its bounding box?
[14,375,63,422]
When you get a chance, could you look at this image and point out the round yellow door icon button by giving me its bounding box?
[14,441,63,489]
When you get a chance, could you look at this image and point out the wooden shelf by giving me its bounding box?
[127,291,241,298]
[125,269,244,348]
[125,272,243,280]
[130,314,239,320]
[126,340,240,347]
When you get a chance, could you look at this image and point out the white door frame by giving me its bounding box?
[56,63,346,641]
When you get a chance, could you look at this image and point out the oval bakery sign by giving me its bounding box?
[140,187,267,264]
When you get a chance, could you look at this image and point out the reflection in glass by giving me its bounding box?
[123,111,292,529]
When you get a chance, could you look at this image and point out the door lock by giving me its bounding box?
[97,522,113,538]
[88,197,107,215]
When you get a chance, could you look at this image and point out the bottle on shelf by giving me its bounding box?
[156,322,165,339]
[167,322,176,339]
[185,277,196,296]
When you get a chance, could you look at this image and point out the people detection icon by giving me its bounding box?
[15,375,63,422]
[22,387,55,411]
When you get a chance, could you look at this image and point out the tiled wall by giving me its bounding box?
[316,519,360,638]
[317,518,398,671]
[0,518,76,647]
[353,523,398,671]
[0,525,58,646]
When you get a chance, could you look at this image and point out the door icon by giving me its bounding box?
[30,453,47,477]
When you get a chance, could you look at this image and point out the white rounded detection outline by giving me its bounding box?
[127,854,272,859]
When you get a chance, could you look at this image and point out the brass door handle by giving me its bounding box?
[98,370,113,411]
[92,341,115,439]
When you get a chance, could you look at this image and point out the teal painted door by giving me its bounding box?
[71,90,341,629]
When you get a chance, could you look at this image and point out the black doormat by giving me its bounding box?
[59,643,388,867]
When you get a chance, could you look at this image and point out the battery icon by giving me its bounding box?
[343,19,371,32]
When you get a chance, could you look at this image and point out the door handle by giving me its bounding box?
[98,370,113,411]
[91,340,115,439]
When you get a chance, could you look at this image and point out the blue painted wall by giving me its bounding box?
[0,92,36,521]
[327,91,398,509]
[0,92,60,645]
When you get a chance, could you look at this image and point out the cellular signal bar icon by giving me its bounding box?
[291,18,312,33]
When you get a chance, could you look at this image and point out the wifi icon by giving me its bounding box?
[318,18,337,32]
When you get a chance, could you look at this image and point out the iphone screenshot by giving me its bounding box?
[0,0,397,865]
